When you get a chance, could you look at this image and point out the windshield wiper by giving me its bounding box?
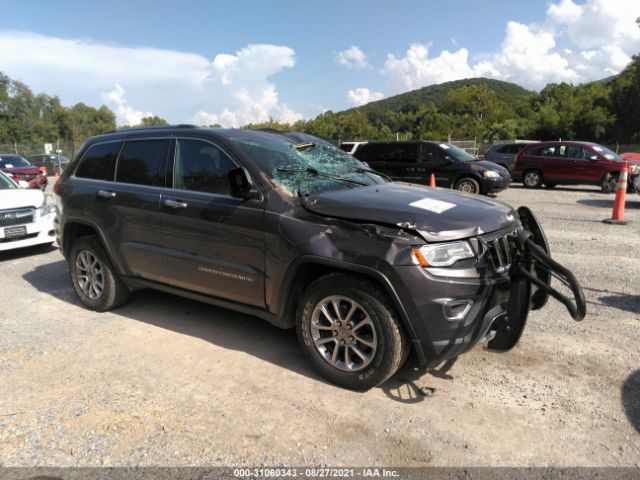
[276,166,368,186]
[293,142,316,151]
[353,167,391,181]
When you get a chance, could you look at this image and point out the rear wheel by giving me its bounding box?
[522,169,543,188]
[69,236,130,311]
[296,273,408,390]
[454,177,481,194]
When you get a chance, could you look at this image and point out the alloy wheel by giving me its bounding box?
[75,250,105,300]
[310,295,377,372]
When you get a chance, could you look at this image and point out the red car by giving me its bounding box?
[0,154,48,190]
[513,141,640,192]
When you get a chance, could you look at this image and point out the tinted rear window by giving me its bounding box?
[498,144,523,154]
[353,144,386,163]
[75,142,122,181]
[116,140,167,186]
[339,144,352,152]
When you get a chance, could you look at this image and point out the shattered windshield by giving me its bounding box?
[232,134,387,196]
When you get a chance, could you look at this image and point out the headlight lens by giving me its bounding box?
[483,170,500,178]
[629,164,640,175]
[38,201,55,216]
[412,241,475,267]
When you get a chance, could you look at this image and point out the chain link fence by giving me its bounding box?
[0,141,77,158]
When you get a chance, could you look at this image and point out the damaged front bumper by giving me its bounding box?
[396,206,586,368]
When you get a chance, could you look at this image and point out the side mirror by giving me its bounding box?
[228,168,258,199]
[18,180,30,188]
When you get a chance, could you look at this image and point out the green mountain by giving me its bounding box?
[341,77,532,119]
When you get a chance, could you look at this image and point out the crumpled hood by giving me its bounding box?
[302,182,518,242]
[0,187,44,209]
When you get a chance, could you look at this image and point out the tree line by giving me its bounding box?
[1,49,638,155]
[252,53,640,146]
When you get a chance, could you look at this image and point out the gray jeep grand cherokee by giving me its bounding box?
[54,126,585,390]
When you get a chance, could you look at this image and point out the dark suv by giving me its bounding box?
[484,142,535,173]
[513,141,640,191]
[55,126,584,390]
[352,141,510,195]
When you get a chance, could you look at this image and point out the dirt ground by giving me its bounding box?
[1,185,639,467]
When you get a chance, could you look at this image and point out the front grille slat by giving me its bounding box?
[481,229,518,274]
[0,208,35,227]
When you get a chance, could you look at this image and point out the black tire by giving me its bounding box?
[601,173,617,193]
[296,273,408,390]
[522,169,543,188]
[544,183,556,189]
[69,235,130,311]
[454,177,481,194]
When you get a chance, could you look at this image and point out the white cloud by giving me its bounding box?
[381,43,475,92]
[379,0,640,92]
[335,46,369,69]
[101,84,153,126]
[0,32,302,126]
[191,110,219,126]
[346,88,384,107]
[478,21,580,88]
[547,0,640,51]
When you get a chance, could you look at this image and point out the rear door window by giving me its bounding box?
[353,144,387,163]
[386,143,418,163]
[75,142,122,181]
[567,145,587,160]
[116,139,168,187]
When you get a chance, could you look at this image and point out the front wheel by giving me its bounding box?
[454,177,481,194]
[601,173,617,193]
[296,274,408,390]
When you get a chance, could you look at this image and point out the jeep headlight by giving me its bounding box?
[411,241,475,267]
[483,170,500,178]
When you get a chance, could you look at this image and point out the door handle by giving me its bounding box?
[164,199,188,209]
[97,190,116,199]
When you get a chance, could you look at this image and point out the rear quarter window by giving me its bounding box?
[116,140,168,186]
[353,144,385,163]
[75,142,122,181]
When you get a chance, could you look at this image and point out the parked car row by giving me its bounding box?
[25,153,72,175]
[340,140,640,194]
[346,141,510,195]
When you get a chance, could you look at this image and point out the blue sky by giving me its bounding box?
[1,0,639,126]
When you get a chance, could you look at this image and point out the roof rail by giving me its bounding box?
[104,124,200,134]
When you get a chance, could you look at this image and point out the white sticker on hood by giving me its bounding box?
[409,197,456,213]
[439,143,450,149]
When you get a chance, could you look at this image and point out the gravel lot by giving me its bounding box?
[1,185,639,467]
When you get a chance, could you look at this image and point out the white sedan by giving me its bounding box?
[0,171,56,251]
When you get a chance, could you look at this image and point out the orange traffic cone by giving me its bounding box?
[429,173,436,187]
[603,161,628,225]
